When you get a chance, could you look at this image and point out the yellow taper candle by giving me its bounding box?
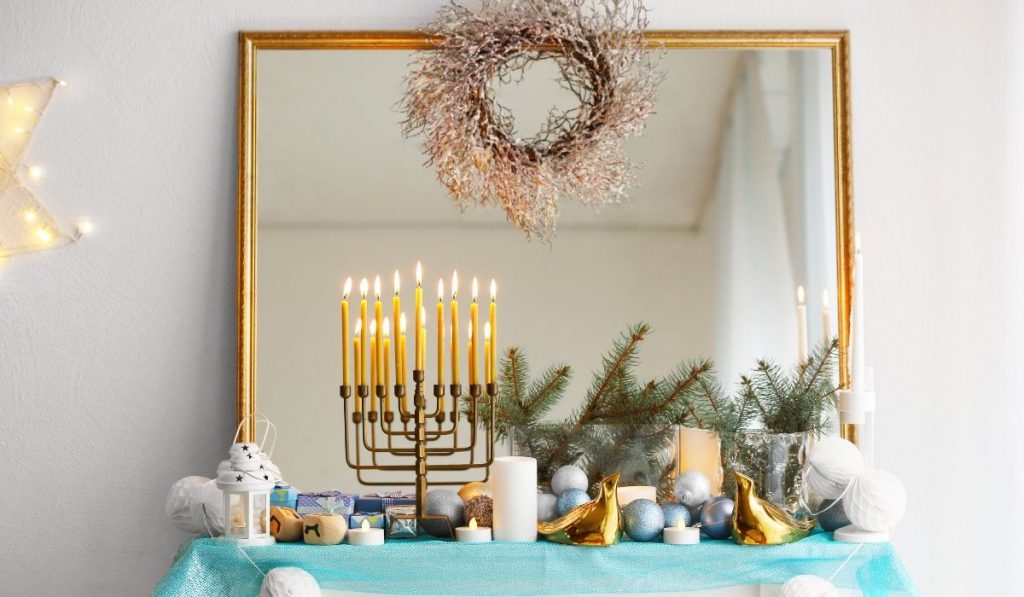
[359,278,368,387]
[370,320,378,413]
[467,322,474,387]
[353,319,362,413]
[383,317,391,412]
[451,272,460,385]
[374,275,383,387]
[393,270,401,375]
[470,277,479,385]
[437,279,445,385]
[419,306,427,378]
[484,322,492,385]
[399,313,408,386]
[341,277,352,387]
[489,279,497,385]
[415,262,423,371]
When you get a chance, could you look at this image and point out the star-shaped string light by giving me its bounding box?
[0,77,91,258]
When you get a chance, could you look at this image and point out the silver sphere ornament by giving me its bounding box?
[806,437,863,500]
[780,575,838,597]
[622,498,665,541]
[423,488,465,537]
[537,492,558,522]
[660,503,692,528]
[550,465,589,496]
[260,567,321,597]
[555,488,590,516]
[700,496,734,539]
[843,469,906,532]
[688,502,705,525]
[817,498,851,532]
[674,471,712,507]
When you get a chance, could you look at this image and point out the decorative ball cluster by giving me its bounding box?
[401,0,662,241]
[464,495,494,528]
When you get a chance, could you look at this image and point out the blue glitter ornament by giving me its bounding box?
[555,488,590,516]
[660,503,692,528]
[623,499,665,542]
[817,498,852,532]
[700,496,734,539]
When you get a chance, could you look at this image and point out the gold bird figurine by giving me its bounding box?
[731,472,816,545]
[538,473,622,546]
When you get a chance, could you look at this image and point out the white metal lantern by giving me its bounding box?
[217,466,276,547]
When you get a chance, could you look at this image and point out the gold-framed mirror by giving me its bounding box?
[236,30,854,489]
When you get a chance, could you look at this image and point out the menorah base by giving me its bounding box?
[418,513,459,539]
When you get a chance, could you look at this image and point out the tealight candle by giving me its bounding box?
[663,520,700,545]
[455,517,492,543]
[348,519,384,546]
[617,485,657,506]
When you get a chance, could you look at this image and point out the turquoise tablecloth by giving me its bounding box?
[155,533,916,596]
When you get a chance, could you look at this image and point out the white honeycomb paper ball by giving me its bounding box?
[805,437,863,500]
[260,567,321,597]
[781,575,839,597]
[843,469,906,532]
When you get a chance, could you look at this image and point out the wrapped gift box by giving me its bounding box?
[355,491,416,513]
[271,484,300,510]
[349,512,386,529]
[296,491,357,518]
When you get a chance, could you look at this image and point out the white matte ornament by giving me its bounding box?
[674,471,712,507]
[805,437,863,500]
[781,575,838,597]
[166,476,211,534]
[259,567,321,597]
[841,469,906,533]
[550,464,589,496]
[537,493,558,522]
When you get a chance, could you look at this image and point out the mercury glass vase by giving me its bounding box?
[724,429,807,514]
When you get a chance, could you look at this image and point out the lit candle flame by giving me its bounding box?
[361,519,370,531]
[374,275,381,300]
[490,279,496,302]
[472,277,478,302]
[393,270,400,294]
[797,285,805,304]
[416,261,423,287]
[438,279,444,301]
[469,517,477,530]
[400,313,407,334]
[360,278,369,298]
[452,271,459,299]
[343,277,352,299]
[676,518,686,530]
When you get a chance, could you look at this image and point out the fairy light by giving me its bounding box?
[76,219,94,237]
[28,165,44,180]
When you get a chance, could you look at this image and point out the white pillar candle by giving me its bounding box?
[851,235,865,391]
[797,286,808,364]
[663,522,700,545]
[616,485,657,506]
[455,517,492,543]
[492,456,537,542]
[347,519,384,546]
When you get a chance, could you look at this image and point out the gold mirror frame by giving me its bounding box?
[236,30,855,441]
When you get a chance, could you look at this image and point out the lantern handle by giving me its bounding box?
[259,418,278,458]
[231,413,272,448]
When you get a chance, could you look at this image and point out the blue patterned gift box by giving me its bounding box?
[296,491,357,518]
[349,512,386,529]
[355,491,416,513]
[270,484,299,509]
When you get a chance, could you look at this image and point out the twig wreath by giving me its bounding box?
[401,0,662,241]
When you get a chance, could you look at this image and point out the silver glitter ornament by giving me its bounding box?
[817,498,852,532]
[674,471,712,507]
[551,465,589,496]
[660,503,692,528]
[555,488,590,516]
[422,488,465,537]
[700,496,734,539]
[622,498,664,542]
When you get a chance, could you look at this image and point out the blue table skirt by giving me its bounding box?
[155,533,916,596]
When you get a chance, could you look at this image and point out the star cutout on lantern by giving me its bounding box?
[236,474,244,482]
[241,445,249,451]
[1,77,86,257]
[263,474,269,480]
[247,452,253,459]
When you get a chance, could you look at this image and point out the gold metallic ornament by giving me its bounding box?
[538,473,622,546]
[458,481,492,503]
[731,472,815,545]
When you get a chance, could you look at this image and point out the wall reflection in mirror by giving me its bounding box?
[255,48,837,491]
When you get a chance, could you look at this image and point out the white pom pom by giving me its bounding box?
[260,567,321,597]
[781,575,838,597]
[805,437,863,500]
[166,476,210,534]
[188,478,225,535]
[843,469,906,532]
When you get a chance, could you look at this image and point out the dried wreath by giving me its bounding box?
[401,0,662,241]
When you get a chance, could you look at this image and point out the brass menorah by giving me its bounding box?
[339,370,497,532]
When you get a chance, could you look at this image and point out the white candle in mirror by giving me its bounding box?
[851,234,865,391]
[663,518,700,545]
[822,289,832,344]
[797,286,808,364]
[348,518,384,546]
[616,486,657,506]
[455,517,492,543]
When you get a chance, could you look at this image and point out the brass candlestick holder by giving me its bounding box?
[339,371,496,535]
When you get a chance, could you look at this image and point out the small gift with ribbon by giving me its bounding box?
[356,490,416,514]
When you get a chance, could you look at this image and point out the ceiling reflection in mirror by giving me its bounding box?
[255,47,837,491]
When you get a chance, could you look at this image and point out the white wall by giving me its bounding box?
[1,1,1021,595]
